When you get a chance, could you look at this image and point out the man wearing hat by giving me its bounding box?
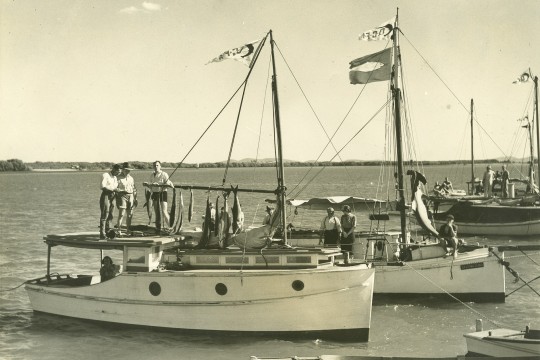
[262,205,274,226]
[439,214,458,258]
[115,162,137,234]
[99,163,120,239]
[319,207,342,247]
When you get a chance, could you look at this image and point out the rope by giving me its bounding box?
[401,261,504,328]
[0,281,26,292]
[490,250,540,297]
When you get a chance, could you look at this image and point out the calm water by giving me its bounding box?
[1,166,539,360]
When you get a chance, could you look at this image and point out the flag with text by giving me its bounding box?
[359,17,396,41]
[207,39,263,67]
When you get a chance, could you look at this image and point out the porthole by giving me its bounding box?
[292,280,304,291]
[215,283,228,295]
[149,281,161,296]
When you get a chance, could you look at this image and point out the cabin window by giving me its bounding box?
[149,282,161,296]
[127,248,146,264]
[292,280,305,291]
[215,283,227,296]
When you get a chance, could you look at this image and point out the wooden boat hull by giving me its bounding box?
[287,235,505,302]
[372,248,506,302]
[26,265,374,341]
[464,328,540,357]
[433,202,540,236]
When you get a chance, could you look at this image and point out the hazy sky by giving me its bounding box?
[1,0,539,164]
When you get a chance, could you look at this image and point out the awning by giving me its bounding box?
[266,196,386,211]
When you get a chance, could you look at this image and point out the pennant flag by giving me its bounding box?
[207,38,263,67]
[359,17,396,41]
[513,70,532,84]
[349,48,392,84]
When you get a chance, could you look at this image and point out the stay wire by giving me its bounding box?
[400,31,511,163]
[168,34,269,181]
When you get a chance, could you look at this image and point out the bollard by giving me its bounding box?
[476,319,483,332]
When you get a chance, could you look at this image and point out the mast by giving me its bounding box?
[391,10,407,241]
[470,99,475,194]
[269,30,288,243]
[535,75,539,191]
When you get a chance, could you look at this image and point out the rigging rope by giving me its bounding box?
[402,261,504,328]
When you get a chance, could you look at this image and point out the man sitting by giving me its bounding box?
[438,215,458,259]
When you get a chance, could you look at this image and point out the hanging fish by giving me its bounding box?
[218,194,231,248]
[231,185,244,234]
[169,188,177,228]
[214,195,220,235]
[407,170,439,237]
[143,188,153,225]
[174,190,184,234]
[197,195,212,248]
[188,189,194,222]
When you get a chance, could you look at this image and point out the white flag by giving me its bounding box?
[207,39,263,67]
[359,17,396,41]
[513,70,532,84]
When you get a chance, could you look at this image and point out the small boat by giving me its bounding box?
[464,321,540,358]
[25,30,375,341]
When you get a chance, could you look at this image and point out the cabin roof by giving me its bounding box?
[43,233,177,250]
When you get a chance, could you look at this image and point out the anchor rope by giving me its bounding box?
[0,281,26,292]
[402,261,504,328]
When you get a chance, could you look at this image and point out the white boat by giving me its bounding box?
[25,31,375,341]
[278,14,507,302]
[464,324,540,357]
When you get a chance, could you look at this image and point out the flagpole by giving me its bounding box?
[391,8,407,242]
[269,30,288,244]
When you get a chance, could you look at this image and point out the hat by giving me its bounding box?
[446,215,454,220]
[266,206,273,212]
[342,205,351,212]
[112,164,121,170]
[122,162,133,170]
[327,207,334,212]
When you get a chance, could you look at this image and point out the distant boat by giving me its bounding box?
[433,77,540,236]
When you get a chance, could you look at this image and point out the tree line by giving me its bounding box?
[0,158,528,172]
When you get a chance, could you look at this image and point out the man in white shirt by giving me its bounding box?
[116,162,137,234]
[100,164,120,239]
[143,160,174,234]
[319,207,342,247]
[482,165,495,197]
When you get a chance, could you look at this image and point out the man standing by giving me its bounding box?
[99,164,120,239]
[144,161,173,234]
[501,165,510,198]
[319,207,342,247]
[116,162,137,234]
[482,165,495,197]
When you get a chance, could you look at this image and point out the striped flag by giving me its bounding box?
[349,48,393,84]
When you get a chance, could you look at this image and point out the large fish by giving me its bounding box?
[174,190,184,234]
[143,188,153,225]
[407,170,439,237]
[188,189,194,222]
[169,188,176,228]
[197,195,212,248]
[231,185,244,234]
[214,195,220,235]
[218,194,231,248]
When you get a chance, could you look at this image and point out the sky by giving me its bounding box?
[1,0,539,164]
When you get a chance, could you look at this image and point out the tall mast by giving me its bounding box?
[535,75,539,191]
[269,30,288,243]
[391,10,407,241]
[470,99,475,194]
